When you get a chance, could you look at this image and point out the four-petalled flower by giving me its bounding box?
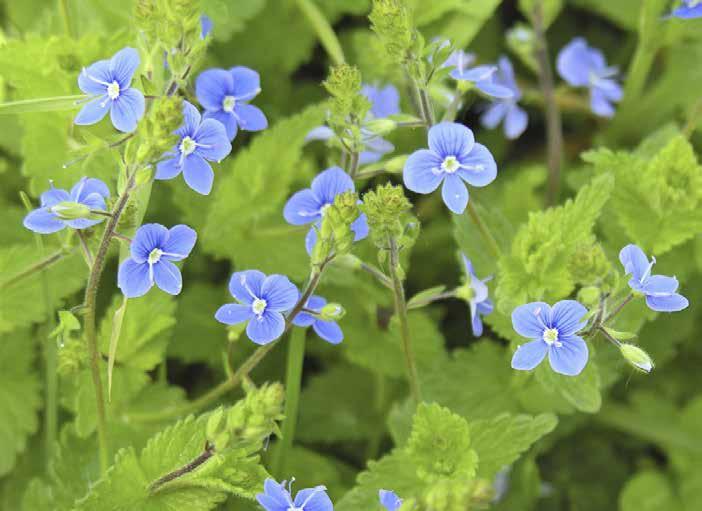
[480,57,529,139]
[511,300,590,376]
[118,224,197,298]
[155,100,232,195]
[74,47,145,133]
[403,122,497,214]
[557,38,623,118]
[443,49,514,99]
[24,177,110,234]
[459,255,493,337]
[195,66,268,140]
[256,478,333,511]
[620,244,689,312]
[215,270,298,345]
[292,295,344,344]
[379,489,403,511]
[283,166,369,254]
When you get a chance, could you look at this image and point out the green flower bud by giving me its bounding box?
[361,183,413,242]
[133,96,183,165]
[620,344,654,374]
[50,201,91,220]
[577,286,601,307]
[312,191,361,265]
[319,303,345,321]
[369,0,424,79]
[226,383,285,443]
[364,118,397,137]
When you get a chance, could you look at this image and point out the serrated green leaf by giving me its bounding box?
[535,357,602,413]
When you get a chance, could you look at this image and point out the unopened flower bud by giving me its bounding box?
[620,344,654,374]
[50,201,91,220]
[364,118,397,136]
[320,303,345,321]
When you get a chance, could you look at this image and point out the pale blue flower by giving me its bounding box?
[443,50,514,99]
[403,122,497,214]
[461,255,493,337]
[256,478,333,511]
[292,295,343,344]
[200,14,213,38]
[620,244,689,312]
[74,47,145,133]
[379,489,402,511]
[511,300,589,376]
[480,57,528,140]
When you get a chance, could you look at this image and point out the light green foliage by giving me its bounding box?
[420,0,501,49]
[201,0,267,40]
[362,183,416,251]
[585,135,702,255]
[0,330,42,476]
[369,0,419,70]
[535,350,602,413]
[322,64,371,151]
[518,0,564,27]
[619,470,682,511]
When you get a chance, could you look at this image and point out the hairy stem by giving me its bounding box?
[83,172,136,474]
[76,230,94,267]
[532,1,563,206]
[271,327,306,478]
[466,202,502,258]
[603,293,634,324]
[1,249,69,290]
[388,237,421,403]
[149,442,215,493]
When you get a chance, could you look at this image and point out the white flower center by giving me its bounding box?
[687,0,701,7]
[320,203,331,216]
[441,156,460,174]
[107,80,120,100]
[252,298,267,316]
[148,248,163,264]
[179,136,197,156]
[287,508,304,511]
[222,95,236,113]
[543,328,561,347]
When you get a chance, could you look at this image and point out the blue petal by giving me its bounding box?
[246,310,285,345]
[131,223,168,263]
[229,270,266,304]
[234,103,268,131]
[310,167,354,204]
[40,186,71,207]
[195,69,233,110]
[551,300,588,337]
[200,14,213,38]
[548,336,589,376]
[307,295,326,310]
[162,225,197,260]
[471,313,484,337]
[428,122,475,159]
[293,311,316,327]
[441,174,469,214]
[110,88,145,133]
[477,298,494,315]
[359,151,383,165]
[256,479,292,511]
[403,149,443,193]
[181,100,202,137]
[642,275,679,295]
[78,60,111,95]
[71,177,110,202]
[556,38,592,87]
[153,259,183,295]
[619,244,650,282]
[230,66,261,101]
[283,189,322,226]
[511,340,548,371]
[480,102,508,130]
[379,490,403,511]
[476,81,515,100]
[155,155,182,180]
[597,79,623,102]
[293,486,333,511]
[305,125,334,142]
[313,320,343,344]
[457,143,497,187]
[118,258,152,298]
[74,96,110,126]
[590,88,615,118]
[305,226,318,255]
[351,213,369,242]
[23,208,65,234]
[194,119,232,161]
[645,293,689,312]
[109,47,140,89]
[672,4,702,18]
[504,105,528,140]
[203,110,238,140]
[512,302,550,338]
[362,84,400,118]
[261,275,298,312]
[451,65,496,82]
[215,303,254,325]
[497,56,519,95]
[182,153,214,195]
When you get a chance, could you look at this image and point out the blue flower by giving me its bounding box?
[74,47,145,133]
[461,255,493,337]
[23,177,110,234]
[283,166,369,254]
[155,100,232,195]
[480,57,529,140]
[292,295,343,344]
[619,244,689,312]
[362,84,400,119]
[200,14,213,38]
[670,0,702,19]
[511,300,589,376]
[556,38,622,118]
[118,224,197,298]
[256,478,333,511]
[443,50,514,100]
[215,270,298,345]
[195,66,268,140]
[379,489,403,511]
[403,122,497,214]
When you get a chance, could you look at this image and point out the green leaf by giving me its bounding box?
[413,0,502,48]
[0,95,86,115]
[619,470,682,511]
[0,330,42,476]
[535,357,602,413]
[295,0,345,65]
[107,296,128,400]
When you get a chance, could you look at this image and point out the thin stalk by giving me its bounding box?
[0,249,69,290]
[359,261,393,289]
[532,1,563,206]
[347,151,360,179]
[126,262,330,423]
[603,293,634,324]
[58,0,73,38]
[76,230,94,268]
[466,203,501,258]
[407,290,457,310]
[416,82,436,128]
[597,326,622,347]
[683,96,702,139]
[388,237,421,403]
[365,372,386,460]
[271,328,306,478]
[83,172,137,474]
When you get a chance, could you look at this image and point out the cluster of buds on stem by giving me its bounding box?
[311,191,361,266]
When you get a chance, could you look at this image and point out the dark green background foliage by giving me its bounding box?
[0,1,701,510]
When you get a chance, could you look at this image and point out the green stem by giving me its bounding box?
[532,1,563,206]
[0,249,69,290]
[58,0,73,38]
[603,293,634,325]
[271,328,306,478]
[388,237,421,403]
[83,172,136,474]
[347,150,360,179]
[359,261,393,289]
[407,290,457,310]
[466,202,501,259]
[365,372,386,460]
[294,0,345,66]
[683,96,702,139]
